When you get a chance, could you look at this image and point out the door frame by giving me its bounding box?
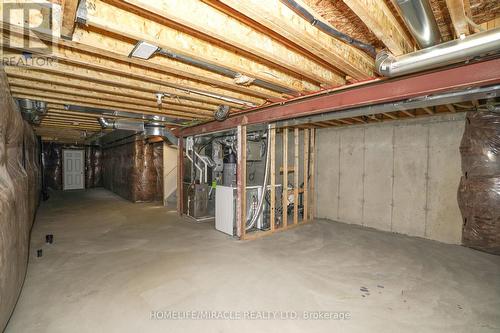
[62,149,85,190]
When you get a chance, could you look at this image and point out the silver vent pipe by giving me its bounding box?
[16,98,48,124]
[376,28,500,77]
[98,118,178,145]
[396,0,441,48]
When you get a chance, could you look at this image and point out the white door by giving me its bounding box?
[63,150,85,190]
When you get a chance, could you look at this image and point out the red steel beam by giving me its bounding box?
[180,58,500,136]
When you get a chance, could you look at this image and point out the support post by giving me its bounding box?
[270,124,276,232]
[309,128,316,221]
[236,125,247,239]
[177,137,184,216]
[282,128,288,228]
[303,129,310,221]
[294,128,299,224]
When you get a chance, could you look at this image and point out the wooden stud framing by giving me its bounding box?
[282,127,288,229]
[270,124,276,232]
[243,125,313,239]
[309,128,316,221]
[303,129,310,221]
[293,128,299,224]
[446,104,457,113]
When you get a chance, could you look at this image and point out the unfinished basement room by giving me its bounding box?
[1,0,500,332]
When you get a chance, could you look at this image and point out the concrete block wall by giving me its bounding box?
[315,114,465,244]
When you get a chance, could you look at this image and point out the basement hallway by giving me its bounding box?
[5,188,500,333]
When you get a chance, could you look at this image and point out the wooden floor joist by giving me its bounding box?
[114,0,345,86]
[204,0,375,80]
[10,87,211,119]
[79,0,320,93]
[5,66,229,110]
[8,78,215,114]
[343,0,414,55]
[1,39,265,107]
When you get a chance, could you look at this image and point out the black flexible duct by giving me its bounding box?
[280,0,376,58]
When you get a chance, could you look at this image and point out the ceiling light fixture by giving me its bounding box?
[128,41,160,60]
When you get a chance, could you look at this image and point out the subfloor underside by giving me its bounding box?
[5,188,500,333]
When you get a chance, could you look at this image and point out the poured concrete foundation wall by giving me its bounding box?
[315,114,465,244]
[102,140,163,202]
[0,66,40,331]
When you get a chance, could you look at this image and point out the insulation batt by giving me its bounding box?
[458,111,500,254]
[0,65,41,331]
[102,140,163,202]
[42,143,102,190]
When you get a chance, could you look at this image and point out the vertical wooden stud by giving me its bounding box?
[282,127,288,229]
[293,128,299,224]
[309,128,316,221]
[270,124,276,232]
[303,129,310,222]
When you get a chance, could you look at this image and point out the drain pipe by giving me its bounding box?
[396,0,441,48]
[376,28,500,77]
[280,0,376,57]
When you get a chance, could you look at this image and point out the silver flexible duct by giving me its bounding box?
[396,0,441,48]
[376,28,500,77]
[246,124,271,231]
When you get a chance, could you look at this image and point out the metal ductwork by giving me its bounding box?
[66,105,183,124]
[144,123,179,146]
[98,118,178,145]
[376,28,500,77]
[396,0,441,48]
[16,98,48,124]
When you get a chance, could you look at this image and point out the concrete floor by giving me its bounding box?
[5,188,500,333]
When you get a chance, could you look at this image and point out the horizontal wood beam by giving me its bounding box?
[71,29,284,99]
[61,0,79,38]
[115,0,344,85]
[5,66,226,110]
[8,77,214,114]
[1,20,286,101]
[204,0,374,80]
[10,87,210,119]
[343,0,414,55]
[2,55,245,114]
[79,0,320,92]
[11,92,202,120]
[1,31,264,107]
[445,0,471,37]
